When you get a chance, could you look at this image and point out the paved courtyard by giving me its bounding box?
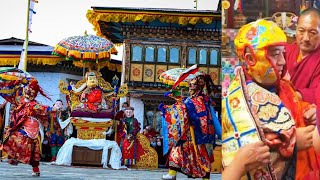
[0,161,221,180]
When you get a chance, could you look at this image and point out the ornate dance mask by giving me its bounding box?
[234,19,287,85]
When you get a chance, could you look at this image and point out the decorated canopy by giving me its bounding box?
[52,33,118,69]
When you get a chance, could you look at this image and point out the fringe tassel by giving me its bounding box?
[98,52,110,60]
[54,45,67,56]
[83,52,97,60]
[68,50,82,59]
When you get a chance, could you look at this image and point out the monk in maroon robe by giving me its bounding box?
[286,8,320,104]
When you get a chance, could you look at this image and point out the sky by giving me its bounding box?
[0,0,219,47]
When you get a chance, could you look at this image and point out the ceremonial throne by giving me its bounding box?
[58,71,158,169]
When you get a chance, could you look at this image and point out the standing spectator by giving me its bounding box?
[286,8,320,104]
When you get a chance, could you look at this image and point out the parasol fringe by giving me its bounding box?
[68,50,82,60]
[83,52,97,60]
[98,51,110,60]
[54,45,67,56]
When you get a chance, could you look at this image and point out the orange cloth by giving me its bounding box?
[279,80,320,180]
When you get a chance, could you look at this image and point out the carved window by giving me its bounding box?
[199,48,208,65]
[157,47,167,63]
[210,49,219,65]
[188,48,197,65]
[131,45,142,62]
[169,47,180,64]
[145,46,155,62]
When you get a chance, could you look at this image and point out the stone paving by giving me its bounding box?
[0,162,221,180]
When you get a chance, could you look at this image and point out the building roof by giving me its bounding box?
[91,6,220,14]
[0,37,49,46]
[87,6,221,43]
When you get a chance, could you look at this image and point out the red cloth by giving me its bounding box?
[286,43,320,104]
[3,131,41,164]
[3,101,48,165]
[115,111,124,121]
[85,89,102,112]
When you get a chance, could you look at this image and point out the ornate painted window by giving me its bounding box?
[169,47,180,64]
[188,48,197,65]
[199,48,208,65]
[157,47,167,63]
[131,45,143,62]
[210,49,219,65]
[145,46,155,62]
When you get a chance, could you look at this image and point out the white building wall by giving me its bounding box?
[0,72,82,126]
[30,72,82,106]
[130,97,144,131]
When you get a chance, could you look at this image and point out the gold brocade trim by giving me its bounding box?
[86,10,217,40]
[0,57,63,66]
[77,129,106,140]
[135,133,158,169]
[70,118,115,140]
[87,10,215,26]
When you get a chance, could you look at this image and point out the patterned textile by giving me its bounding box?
[117,117,142,166]
[222,57,240,98]
[3,131,40,164]
[2,100,49,165]
[48,109,65,148]
[121,136,144,166]
[162,95,216,178]
[222,68,296,179]
[161,102,187,150]
[185,96,215,145]
[0,67,31,104]
[53,34,117,62]
[169,142,211,178]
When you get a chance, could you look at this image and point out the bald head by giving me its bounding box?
[296,8,320,56]
[299,8,320,23]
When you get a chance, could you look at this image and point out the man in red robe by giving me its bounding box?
[286,8,320,104]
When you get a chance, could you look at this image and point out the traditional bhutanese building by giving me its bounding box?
[87,7,222,132]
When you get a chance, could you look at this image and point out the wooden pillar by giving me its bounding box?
[124,39,131,84]
[227,0,234,28]
[181,42,187,68]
